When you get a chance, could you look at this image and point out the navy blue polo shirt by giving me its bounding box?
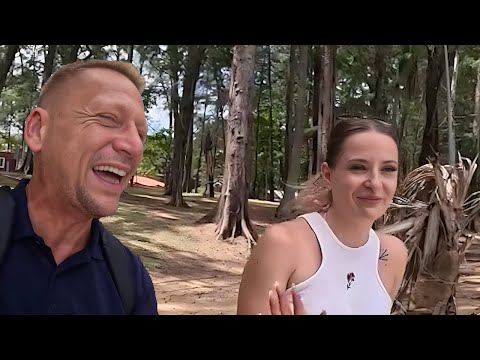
[0,179,158,315]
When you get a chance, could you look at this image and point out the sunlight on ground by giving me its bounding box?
[5,174,480,314]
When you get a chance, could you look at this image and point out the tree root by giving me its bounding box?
[213,212,257,249]
[195,206,217,224]
[241,216,257,249]
[166,198,190,208]
[166,189,190,208]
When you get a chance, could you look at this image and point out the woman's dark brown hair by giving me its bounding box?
[294,116,399,214]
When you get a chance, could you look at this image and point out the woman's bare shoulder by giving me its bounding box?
[236,217,314,314]
[375,231,408,298]
[261,217,313,245]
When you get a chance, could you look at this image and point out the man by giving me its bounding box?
[0,60,158,315]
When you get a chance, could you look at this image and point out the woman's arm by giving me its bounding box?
[378,233,408,300]
[236,223,298,315]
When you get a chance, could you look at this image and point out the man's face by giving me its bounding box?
[40,68,147,218]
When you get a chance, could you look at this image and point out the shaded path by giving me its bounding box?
[456,236,480,315]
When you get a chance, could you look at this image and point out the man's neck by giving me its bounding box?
[25,177,92,265]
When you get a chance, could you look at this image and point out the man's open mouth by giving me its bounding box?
[93,166,127,185]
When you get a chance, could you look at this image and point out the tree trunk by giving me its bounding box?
[251,52,266,199]
[63,45,80,64]
[474,63,480,189]
[0,45,19,96]
[252,100,261,198]
[276,45,309,219]
[267,46,275,202]
[418,45,445,166]
[312,45,323,174]
[195,102,207,193]
[198,45,258,246]
[318,45,336,166]
[211,66,226,196]
[445,45,459,165]
[168,45,206,207]
[127,45,134,63]
[371,45,388,119]
[284,45,297,184]
[165,45,182,195]
[183,115,194,192]
[392,58,401,129]
[43,45,57,86]
[204,130,215,198]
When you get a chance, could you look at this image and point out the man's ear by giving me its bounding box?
[24,107,50,153]
[320,162,331,185]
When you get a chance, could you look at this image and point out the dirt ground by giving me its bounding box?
[455,237,480,315]
[0,173,276,315]
[110,178,278,315]
[2,172,480,315]
[116,182,480,315]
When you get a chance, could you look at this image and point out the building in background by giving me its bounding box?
[0,151,17,173]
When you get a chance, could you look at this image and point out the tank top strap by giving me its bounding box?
[298,212,338,260]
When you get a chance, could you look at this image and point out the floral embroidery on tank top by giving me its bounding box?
[347,272,355,290]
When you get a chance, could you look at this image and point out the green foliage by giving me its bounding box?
[250,45,289,198]
[0,65,40,151]
[205,45,233,71]
[142,86,158,111]
[0,132,22,151]
[3,44,480,198]
[335,45,374,116]
[138,128,172,176]
[446,45,480,160]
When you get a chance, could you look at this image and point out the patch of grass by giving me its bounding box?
[248,198,279,208]
[0,175,20,188]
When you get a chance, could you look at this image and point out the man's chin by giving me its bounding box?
[90,208,119,219]
[79,195,120,219]
[94,201,120,218]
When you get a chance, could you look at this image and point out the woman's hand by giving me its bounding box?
[263,281,326,315]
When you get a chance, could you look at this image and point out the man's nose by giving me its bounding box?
[113,123,144,158]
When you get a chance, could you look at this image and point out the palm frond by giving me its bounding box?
[380,153,480,314]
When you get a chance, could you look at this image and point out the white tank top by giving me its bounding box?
[288,212,393,315]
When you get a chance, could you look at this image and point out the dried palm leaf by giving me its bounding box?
[423,204,440,267]
[380,154,480,315]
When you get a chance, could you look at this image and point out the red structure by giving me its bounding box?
[0,151,16,172]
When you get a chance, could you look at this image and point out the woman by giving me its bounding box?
[236,117,408,315]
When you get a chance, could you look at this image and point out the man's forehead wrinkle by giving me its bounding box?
[90,96,146,124]
[39,71,145,125]
[88,93,127,109]
[73,106,96,117]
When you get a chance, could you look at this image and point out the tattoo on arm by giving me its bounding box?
[379,248,389,263]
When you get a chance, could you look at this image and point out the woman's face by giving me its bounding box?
[321,131,399,222]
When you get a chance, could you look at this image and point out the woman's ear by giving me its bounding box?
[24,107,50,153]
[320,162,331,185]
